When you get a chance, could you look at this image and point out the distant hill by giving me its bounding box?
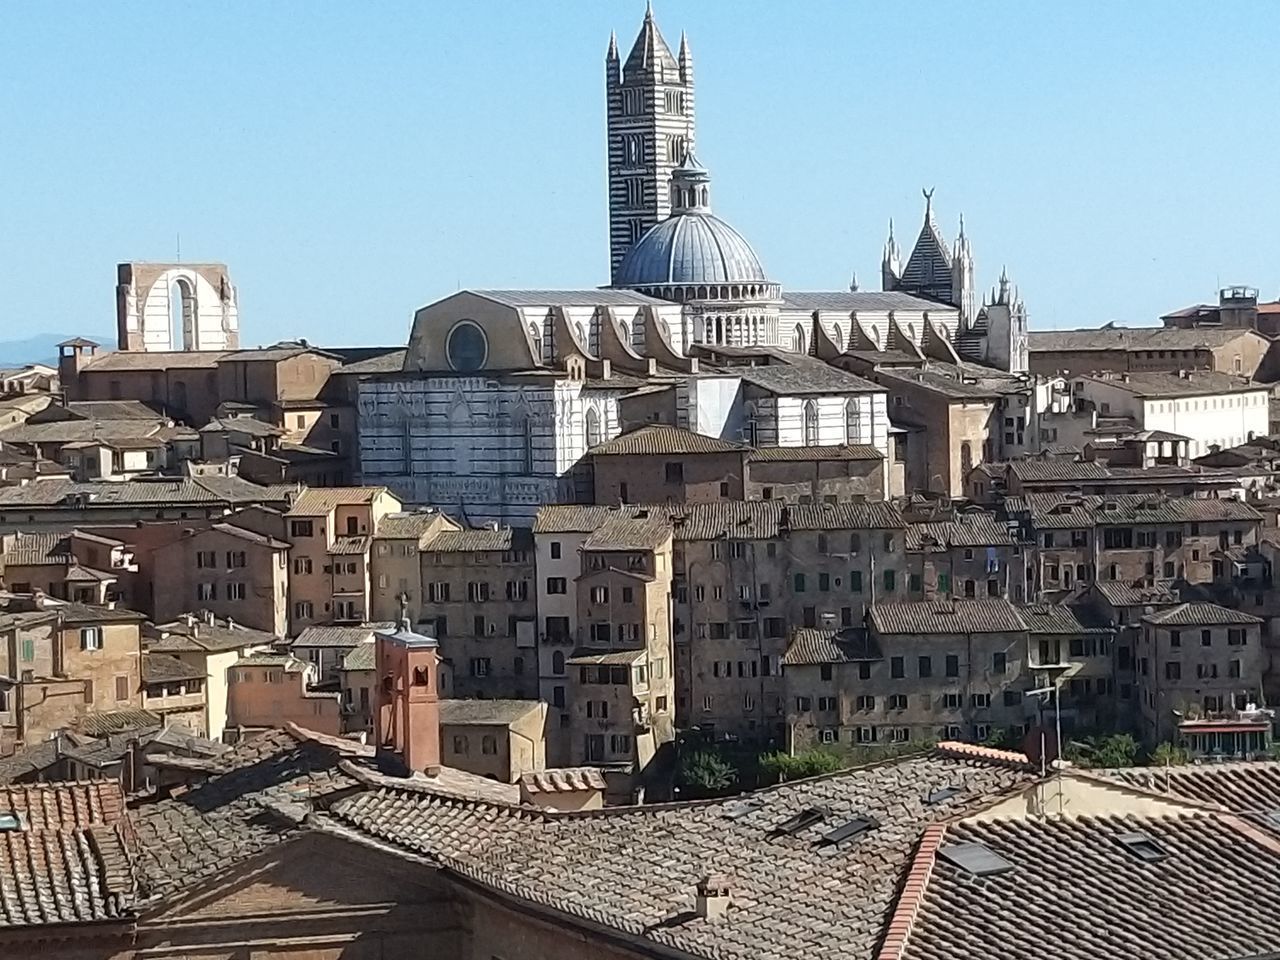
[0,333,113,367]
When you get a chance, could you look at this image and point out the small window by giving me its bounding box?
[80,627,103,651]
[1114,831,1168,862]
[937,842,1014,876]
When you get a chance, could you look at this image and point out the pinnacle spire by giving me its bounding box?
[679,30,690,57]
[645,0,654,19]
[608,30,618,60]
[922,187,936,224]
[958,213,965,240]
[625,1,678,73]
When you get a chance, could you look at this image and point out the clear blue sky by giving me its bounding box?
[3,1,1277,347]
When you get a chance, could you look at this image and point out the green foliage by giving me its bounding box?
[759,748,846,783]
[676,748,737,798]
[983,727,1011,748]
[1065,733,1139,769]
[1147,741,1189,767]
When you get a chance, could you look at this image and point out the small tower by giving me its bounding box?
[881,220,901,291]
[951,214,975,328]
[605,4,696,283]
[980,266,1030,373]
[375,607,441,776]
[669,149,710,212]
[56,337,99,400]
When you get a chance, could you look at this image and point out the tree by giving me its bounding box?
[1067,733,1139,768]
[677,749,736,798]
[1147,741,1188,767]
[759,748,846,784]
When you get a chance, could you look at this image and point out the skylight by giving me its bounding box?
[721,797,766,820]
[1114,831,1168,862]
[0,812,21,832]
[768,806,826,837]
[925,786,960,805]
[818,817,877,847]
[937,841,1015,877]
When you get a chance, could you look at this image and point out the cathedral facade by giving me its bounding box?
[355,7,1030,522]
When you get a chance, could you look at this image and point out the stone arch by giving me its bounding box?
[845,397,862,444]
[170,276,195,351]
[793,323,807,355]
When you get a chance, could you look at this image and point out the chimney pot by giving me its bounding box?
[695,874,732,920]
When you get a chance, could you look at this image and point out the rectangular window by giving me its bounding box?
[227,583,247,600]
[115,675,129,701]
[937,572,950,594]
[849,571,863,592]
[294,601,313,619]
[197,583,216,601]
[818,572,830,592]
[226,551,247,568]
[883,570,896,591]
[468,581,491,602]
[793,573,806,592]
[289,520,314,538]
[945,654,959,677]
[293,557,313,575]
[992,652,1007,674]
[546,577,567,595]
[891,656,904,679]
[196,551,216,569]
[918,655,932,678]
[470,657,491,677]
[1165,661,1181,680]
[80,627,103,651]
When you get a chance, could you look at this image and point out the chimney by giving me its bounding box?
[183,612,196,628]
[695,874,732,920]
[226,616,236,630]
[204,609,215,626]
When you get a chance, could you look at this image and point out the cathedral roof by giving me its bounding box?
[615,211,768,288]
[899,191,953,292]
[624,4,679,76]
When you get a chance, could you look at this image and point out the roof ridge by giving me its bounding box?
[875,822,947,960]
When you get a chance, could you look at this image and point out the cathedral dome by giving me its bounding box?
[613,152,776,299]
[615,211,768,287]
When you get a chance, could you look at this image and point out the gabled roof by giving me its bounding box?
[781,291,955,314]
[286,486,389,516]
[898,202,952,291]
[906,514,1015,550]
[587,424,745,457]
[142,652,206,684]
[1142,601,1263,626]
[871,599,1026,635]
[317,747,1035,960]
[902,813,1280,960]
[1107,761,1280,812]
[783,628,882,665]
[748,443,883,462]
[438,699,544,726]
[293,623,390,648]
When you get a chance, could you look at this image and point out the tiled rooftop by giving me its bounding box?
[319,749,1035,960]
[782,628,883,665]
[871,599,1027,635]
[286,486,388,516]
[586,424,745,457]
[1142,601,1263,626]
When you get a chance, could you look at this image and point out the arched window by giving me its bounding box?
[412,666,430,687]
[793,324,807,355]
[960,441,973,478]
[845,398,863,445]
[804,400,819,445]
[528,323,543,363]
[170,277,195,350]
[831,326,844,351]
[618,319,631,346]
[700,187,709,206]
[552,651,565,675]
[585,407,602,449]
[575,321,587,350]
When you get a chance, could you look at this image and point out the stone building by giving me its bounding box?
[290,623,389,685]
[144,615,276,742]
[368,509,460,623]
[784,599,1035,750]
[0,599,146,750]
[418,525,538,701]
[1029,324,1272,379]
[285,486,401,633]
[1137,601,1265,744]
[226,653,341,736]
[116,261,239,353]
[564,510,675,794]
[439,698,548,784]
[140,652,208,734]
[1064,371,1270,460]
[671,500,907,744]
[1007,493,1263,602]
[152,521,290,636]
[904,512,1025,602]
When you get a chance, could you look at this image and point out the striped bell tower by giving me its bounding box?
[606,4,696,283]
